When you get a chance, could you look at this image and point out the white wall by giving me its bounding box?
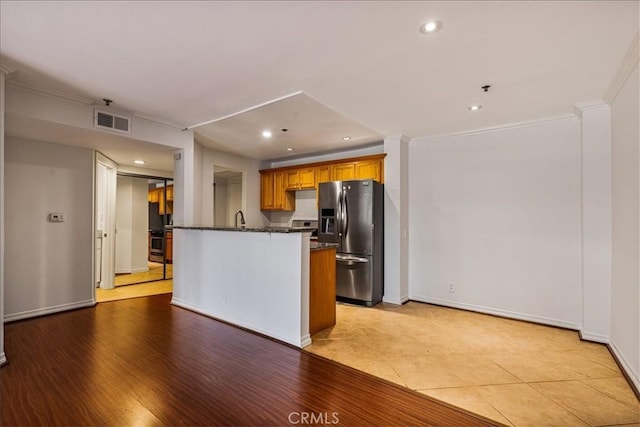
[0,70,7,365]
[6,85,192,151]
[5,137,94,321]
[383,135,409,305]
[214,177,228,226]
[115,176,133,272]
[226,178,243,225]
[409,118,583,328]
[576,102,612,343]
[172,229,311,348]
[610,62,639,391]
[196,145,267,228]
[115,176,149,273]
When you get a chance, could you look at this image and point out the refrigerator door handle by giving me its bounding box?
[337,191,343,237]
[336,254,369,264]
[343,189,349,238]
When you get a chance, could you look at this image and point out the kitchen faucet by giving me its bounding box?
[234,210,246,228]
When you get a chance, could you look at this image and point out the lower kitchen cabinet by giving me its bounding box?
[166,231,173,264]
[309,246,336,335]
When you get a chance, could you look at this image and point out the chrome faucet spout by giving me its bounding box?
[234,210,246,228]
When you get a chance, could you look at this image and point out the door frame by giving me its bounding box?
[95,152,117,291]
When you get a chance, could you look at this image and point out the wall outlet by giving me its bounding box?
[48,212,65,222]
[448,282,455,293]
[222,292,227,302]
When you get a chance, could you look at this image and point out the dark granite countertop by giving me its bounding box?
[310,242,339,252]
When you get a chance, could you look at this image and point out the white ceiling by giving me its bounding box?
[1,1,638,170]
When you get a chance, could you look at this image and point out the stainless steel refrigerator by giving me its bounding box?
[318,179,384,306]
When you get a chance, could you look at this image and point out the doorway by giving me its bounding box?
[97,173,174,302]
[213,167,243,227]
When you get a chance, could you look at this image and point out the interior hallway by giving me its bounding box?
[305,302,640,427]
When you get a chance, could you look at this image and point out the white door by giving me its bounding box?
[95,153,117,290]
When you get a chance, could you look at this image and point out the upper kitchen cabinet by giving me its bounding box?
[148,188,159,203]
[330,156,384,183]
[286,168,316,190]
[316,165,331,185]
[331,163,356,181]
[260,154,385,211]
[166,185,174,202]
[355,159,383,183]
[260,172,275,210]
[261,171,294,211]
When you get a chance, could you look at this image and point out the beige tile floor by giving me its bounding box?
[305,301,640,427]
[96,279,173,302]
[114,262,173,286]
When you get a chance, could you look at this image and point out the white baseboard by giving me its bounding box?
[171,297,309,349]
[4,299,96,322]
[579,330,610,344]
[382,295,410,305]
[410,295,582,330]
[610,339,640,393]
[115,267,149,274]
[301,334,312,348]
[0,352,6,367]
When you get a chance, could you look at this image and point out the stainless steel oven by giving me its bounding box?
[149,230,164,262]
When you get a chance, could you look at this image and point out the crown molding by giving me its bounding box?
[410,114,577,144]
[0,64,15,75]
[573,100,609,117]
[7,80,95,105]
[604,32,639,104]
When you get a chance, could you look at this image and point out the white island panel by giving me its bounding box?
[171,228,311,347]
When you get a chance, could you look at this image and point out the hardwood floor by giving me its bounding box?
[0,294,496,426]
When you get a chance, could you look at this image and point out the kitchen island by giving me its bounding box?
[171,226,335,348]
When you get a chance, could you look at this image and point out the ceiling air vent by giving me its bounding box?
[94,109,131,134]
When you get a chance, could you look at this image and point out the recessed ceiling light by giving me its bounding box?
[342,136,351,141]
[134,160,146,165]
[420,20,442,34]
[468,104,483,111]
[262,130,272,138]
[286,147,294,152]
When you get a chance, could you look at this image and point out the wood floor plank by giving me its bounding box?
[1,294,496,426]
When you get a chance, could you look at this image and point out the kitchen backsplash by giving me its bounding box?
[268,189,317,226]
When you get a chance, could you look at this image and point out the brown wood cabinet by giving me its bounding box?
[260,172,275,210]
[355,159,383,182]
[149,185,174,214]
[331,163,356,181]
[316,165,331,185]
[259,154,385,211]
[285,168,316,190]
[148,188,159,203]
[165,231,173,264]
[261,171,294,211]
[309,247,336,335]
